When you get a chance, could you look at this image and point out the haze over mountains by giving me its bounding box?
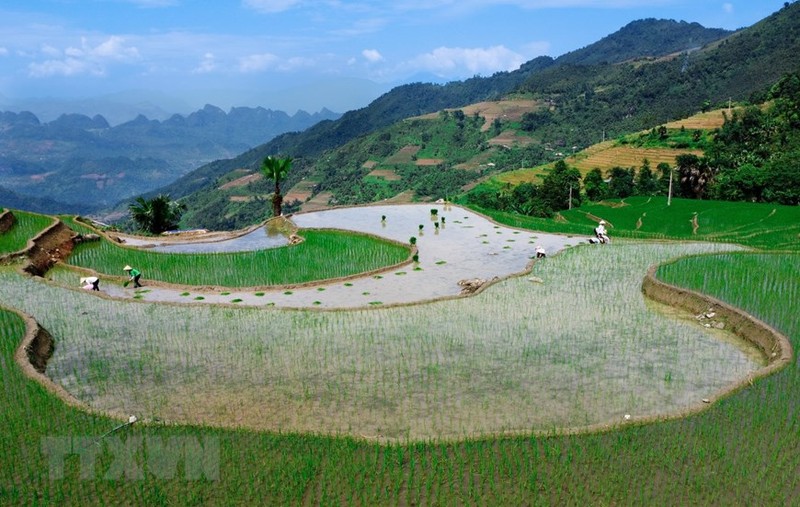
[0,77,387,126]
[0,105,340,213]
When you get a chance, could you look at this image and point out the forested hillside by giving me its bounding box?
[101,3,800,232]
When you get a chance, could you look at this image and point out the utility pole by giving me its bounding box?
[569,185,573,210]
[667,166,674,206]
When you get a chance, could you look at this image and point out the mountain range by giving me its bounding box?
[0,105,340,213]
[139,4,800,230]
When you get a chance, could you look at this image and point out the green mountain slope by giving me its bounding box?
[145,6,800,230]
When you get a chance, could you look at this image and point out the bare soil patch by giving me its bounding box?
[368,169,402,180]
[415,159,444,166]
[411,99,542,132]
[568,145,702,174]
[385,145,420,164]
[218,171,261,190]
[300,191,334,212]
[285,179,319,203]
[665,109,735,130]
[228,195,270,203]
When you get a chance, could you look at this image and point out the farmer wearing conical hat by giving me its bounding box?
[123,265,142,288]
[594,220,610,244]
[80,276,100,291]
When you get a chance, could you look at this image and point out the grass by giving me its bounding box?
[1,245,799,504]
[1,200,799,504]
[0,242,758,442]
[64,228,410,287]
[471,196,800,250]
[0,210,54,255]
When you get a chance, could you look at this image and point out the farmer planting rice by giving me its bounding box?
[594,220,610,244]
[123,265,142,288]
[79,276,100,291]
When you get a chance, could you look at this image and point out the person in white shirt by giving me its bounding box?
[80,276,100,291]
[594,220,610,244]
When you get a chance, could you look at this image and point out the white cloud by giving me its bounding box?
[362,49,383,63]
[238,53,280,72]
[40,44,61,57]
[723,3,734,15]
[237,53,316,73]
[193,52,217,74]
[277,56,315,71]
[28,58,102,77]
[331,18,387,37]
[406,45,525,77]
[91,36,140,60]
[242,0,302,13]
[27,36,140,77]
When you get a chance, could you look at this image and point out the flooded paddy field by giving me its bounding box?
[0,233,765,440]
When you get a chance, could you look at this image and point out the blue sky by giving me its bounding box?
[0,0,791,114]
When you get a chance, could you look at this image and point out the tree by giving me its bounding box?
[541,160,582,211]
[583,168,608,201]
[676,154,715,199]
[128,194,185,235]
[763,149,800,204]
[607,166,635,198]
[635,159,659,195]
[261,156,293,217]
[708,163,766,201]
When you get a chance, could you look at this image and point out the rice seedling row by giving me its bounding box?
[64,229,409,287]
[0,241,761,442]
[1,205,799,504]
[0,210,54,254]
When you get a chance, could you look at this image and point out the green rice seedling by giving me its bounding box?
[0,210,54,254]
[3,241,759,443]
[65,229,410,287]
[2,227,799,504]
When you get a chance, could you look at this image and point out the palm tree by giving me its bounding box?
[128,194,186,234]
[261,156,293,217]
[676,154,716,199]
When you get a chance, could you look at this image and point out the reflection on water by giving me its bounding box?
[105,204,589,308]
[149,227,289,254]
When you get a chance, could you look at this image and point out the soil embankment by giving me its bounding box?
[642,265,793,369]
[0,209,16,233]
[21,221,78,276]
